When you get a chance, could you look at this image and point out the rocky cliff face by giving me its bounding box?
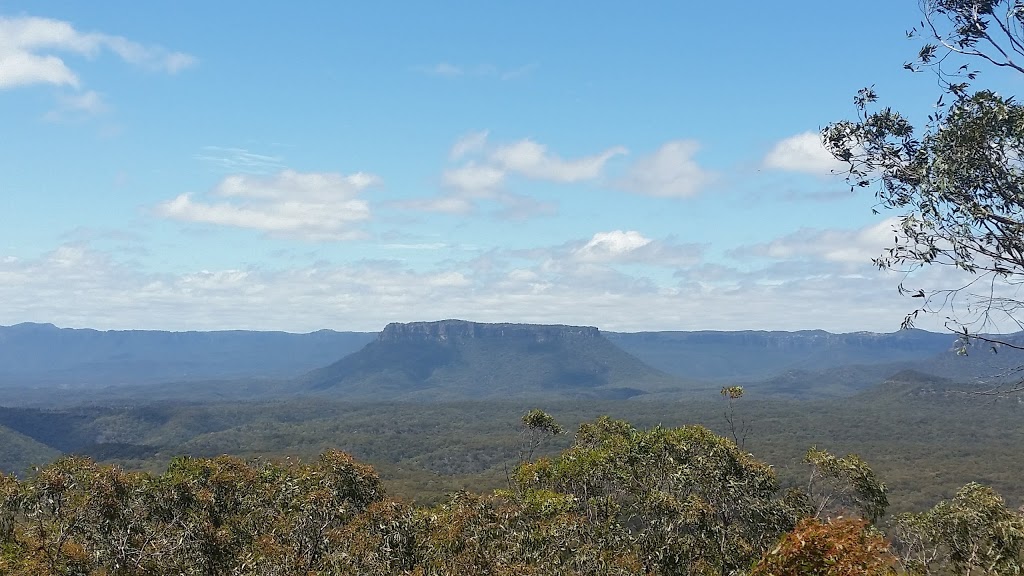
[377,319,601,343]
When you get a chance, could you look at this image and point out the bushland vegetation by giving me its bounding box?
[2,411,1020,575]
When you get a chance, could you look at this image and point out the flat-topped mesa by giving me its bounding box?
[378,319,601,343]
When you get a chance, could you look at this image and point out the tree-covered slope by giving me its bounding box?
[0,423,60,476]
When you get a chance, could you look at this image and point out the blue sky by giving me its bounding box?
[0,2,987,332]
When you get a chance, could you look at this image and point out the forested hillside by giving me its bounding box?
[2,411,1020,575]
[0,387,1020,516]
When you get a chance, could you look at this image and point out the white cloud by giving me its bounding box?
[490,139,627,182]
[731,218,898,265]
[617,140,714,198]
[157,170,377,240]
[0,15,196,90]
[446,136,625,187]
[0,50,79,88]
[574,231,652,261]
[400,134,624,219]
[512,231,701,270]
[763,131,845,175]
[570,231,702,268]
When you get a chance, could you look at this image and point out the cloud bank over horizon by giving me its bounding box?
[0,217,959,334]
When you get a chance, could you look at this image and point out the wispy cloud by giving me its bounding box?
[157,170,378,241]
[441,163,505,194]
[43,89,107,121]
[499,63,539,80]
[397,195,476,215]
[195,146,286,174]
[491,193,557,221]
[449,130,489,160]
[416,62,538,80]
[421,62,464,77]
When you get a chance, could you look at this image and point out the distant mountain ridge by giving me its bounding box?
[3,321,1023,403]
[0,322,375,386]
[605,329,961,382]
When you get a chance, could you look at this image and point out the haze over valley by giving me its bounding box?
[0,318,1009,405]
